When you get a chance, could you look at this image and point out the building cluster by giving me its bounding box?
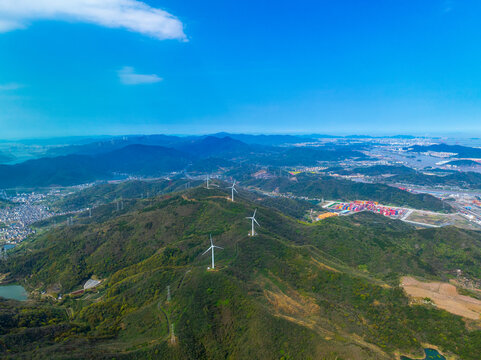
[0,202,53,242]
[252,169,275,179]
[0,192,57,244]
[420,151,458,158]
[326,200,407,218]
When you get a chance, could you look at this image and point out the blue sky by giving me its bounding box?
[1,0,481,139]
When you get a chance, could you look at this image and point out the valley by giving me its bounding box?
[0,134,480,359]
[4,2,481,358]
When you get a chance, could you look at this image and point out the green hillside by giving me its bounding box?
[0,186,480,359]
[391,171,481,189]
[52,179,203,212]
[242,173,450,212]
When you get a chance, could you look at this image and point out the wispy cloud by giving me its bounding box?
[0,83,24,91]
[0,0,186,40]
[443,0,454,13]
[118,66,163,85]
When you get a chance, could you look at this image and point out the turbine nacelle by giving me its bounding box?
[228,180,238,201]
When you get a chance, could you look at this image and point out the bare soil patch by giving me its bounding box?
[401,276,481,320]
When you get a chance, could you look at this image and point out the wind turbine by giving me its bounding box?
[202,234,223,269]
[228,180,238,202]
[246,209,260,236]
[205,175,219,189]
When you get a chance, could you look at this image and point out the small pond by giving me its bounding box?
[0,285,28,301]
[401,348,446,360]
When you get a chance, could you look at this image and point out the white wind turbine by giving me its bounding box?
[228,180,238,202]
[205,174,219,189]
[202,234,223,270]
[246,209,260,236]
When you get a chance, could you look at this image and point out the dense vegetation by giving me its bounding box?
[341,165,416,176]
[51,179,203,212]
[243,173,450,212]
[0,185,479,359]
[446,159,481,167]
[409,144,481,158]
[255,147,368,166]
[0,151,14,164]
[391,171,481,189]
[0,145,194,188]
[0,136,378,188]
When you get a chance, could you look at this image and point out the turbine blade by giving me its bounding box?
[253,209,257,217]
[254,218,260,226]
[214,246,223,249]
[202,247,212,255]
[233,187,238,193]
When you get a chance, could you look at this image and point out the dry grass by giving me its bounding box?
[401,276,481,320]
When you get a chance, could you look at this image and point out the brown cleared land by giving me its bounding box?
[401,276,481,320]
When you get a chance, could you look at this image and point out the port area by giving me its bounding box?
[320,200,481,230]
[323,200,407,218]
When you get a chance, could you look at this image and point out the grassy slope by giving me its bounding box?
[1,187,481,359]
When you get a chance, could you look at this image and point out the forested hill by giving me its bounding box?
[408,144,481,158]
[0,150,14,164]
[0,186,480,359]
[243,173,450,212]
[0,137,377,188]
[0,145,194,188]
[390,171,481,189]
[51,179,204,212]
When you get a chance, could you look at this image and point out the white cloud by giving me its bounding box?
[0,0,186,40]
[118,66,163,85]
[0,83,24,91]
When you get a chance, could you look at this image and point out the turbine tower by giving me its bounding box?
[202,234,223,269]
[246,209,260,236]
[206,174,219,189]
[228,180,238,202]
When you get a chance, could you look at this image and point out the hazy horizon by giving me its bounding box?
[2,131,481,143]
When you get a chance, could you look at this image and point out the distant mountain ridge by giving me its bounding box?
[209,132,319,145]
[446,159,481,167]
[408,144,481,158]
[0,145,193,188]
[173,136,255,158]
[45,134,191,157]
[0,150,15,164]
[0,135,377,188]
